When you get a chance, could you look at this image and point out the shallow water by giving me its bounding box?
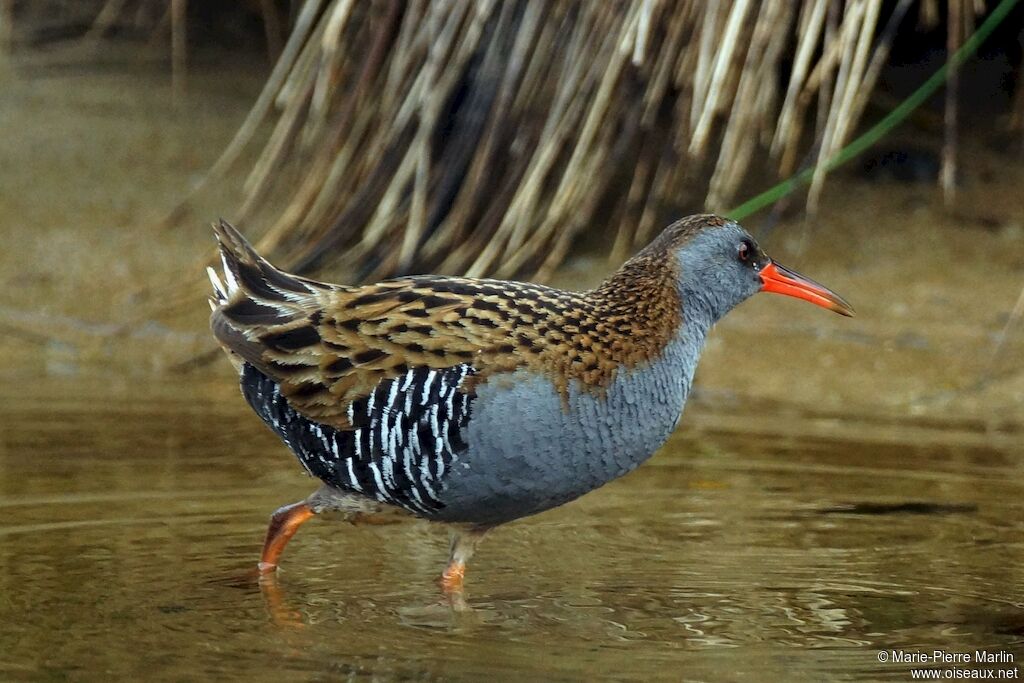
[1,377,1021,681]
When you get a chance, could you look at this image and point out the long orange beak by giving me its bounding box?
[759,261,855,317]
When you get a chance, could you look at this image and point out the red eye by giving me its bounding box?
[738,242,751,262]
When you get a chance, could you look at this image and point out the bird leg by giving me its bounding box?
[440,527,487,594]
[258,500,316,574]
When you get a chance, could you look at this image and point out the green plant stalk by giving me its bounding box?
[727,0,1021,221]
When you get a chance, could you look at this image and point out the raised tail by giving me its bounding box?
[207,219,322,310]
[207,219,328,372]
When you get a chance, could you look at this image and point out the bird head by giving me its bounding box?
[663,215,855,322]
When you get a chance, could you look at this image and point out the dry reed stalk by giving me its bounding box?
[689,0,752,159]
[170,0,185,95]
[815,0,841,152]
[920,0,940,28]
[707,0,793,208]
[941,0,967,208]
[984,279,1024,383]
[848,0,914,129]
[0,0,13,51]
[771,0,827,164]
[259,0,284,61]
[807,0,872,213]
[84,0,129,41]
[1011,73,1024,135]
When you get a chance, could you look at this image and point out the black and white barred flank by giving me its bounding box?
[240,363,476,515]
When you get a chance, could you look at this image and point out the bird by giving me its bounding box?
[207,214,853,594]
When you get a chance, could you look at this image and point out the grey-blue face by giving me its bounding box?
[672,219,855,323]
[674,222,767,323]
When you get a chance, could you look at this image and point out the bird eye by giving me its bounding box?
[738,241,752,263]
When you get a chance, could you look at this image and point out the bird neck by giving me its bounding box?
[584,246,721,381]
[676,278,725,333]
[587,250,691,366]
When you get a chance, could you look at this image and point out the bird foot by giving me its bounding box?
[440,561,466,593]
[439,563,471,612]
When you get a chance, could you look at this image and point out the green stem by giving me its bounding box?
[727,0,1020,221]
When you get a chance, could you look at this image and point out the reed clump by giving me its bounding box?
[164,0,998,284]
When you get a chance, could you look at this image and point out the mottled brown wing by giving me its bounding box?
[208,220,534,429]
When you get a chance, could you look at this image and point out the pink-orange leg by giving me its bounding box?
[258,501,316,574]
[440,528,487,595]
[441,562,466,593]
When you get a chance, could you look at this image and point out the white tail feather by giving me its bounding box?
[207,266,226,301]
[219,252,239,295]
